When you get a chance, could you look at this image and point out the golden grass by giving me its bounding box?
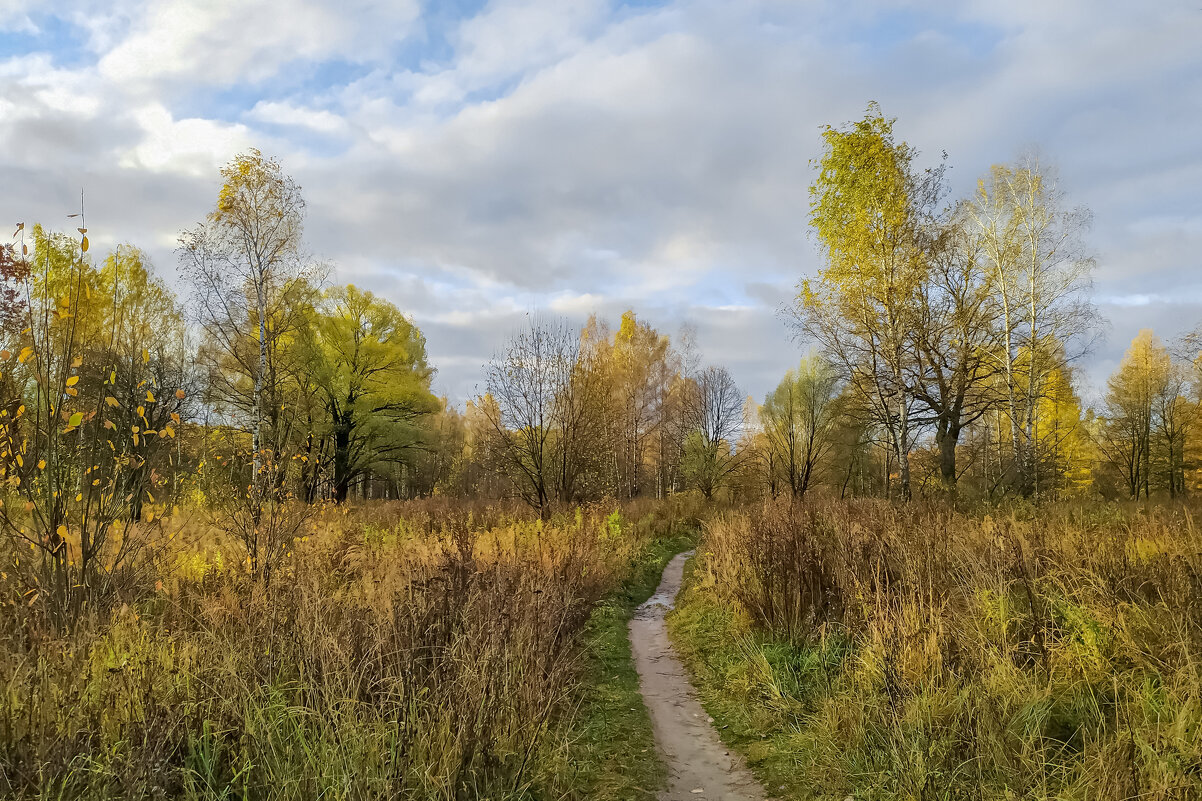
[672,499,1202,800]
[0,498,678,800]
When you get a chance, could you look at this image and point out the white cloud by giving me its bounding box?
[0,2,37,34]
[247,101,348,135]
[452,0,610,87]
[548,291,606,315]
[118,104,253,175]
[98,0,420,87]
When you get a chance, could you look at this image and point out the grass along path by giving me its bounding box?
[543,526,697,800]
[630,550,767,801]
[665,557,826,799]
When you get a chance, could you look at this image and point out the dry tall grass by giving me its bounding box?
[676,500,1202,800]
[0,498,667,800]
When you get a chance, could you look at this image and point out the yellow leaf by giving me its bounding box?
[56,525,67,539]
[80,235,89,252]
[66,376,79,387]
[71,357,82,368]
[65,387,78,397]
[75,493,82,501]
[17,347,33,364]
[105,397,119,408]
[146,390,155,403]
[37,459,44,470]
[68,412,82,427]
[14,454,21,467]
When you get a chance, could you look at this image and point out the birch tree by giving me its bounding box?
[179,150,313,476]
[178,150,317,575]
[967,156,1097,495]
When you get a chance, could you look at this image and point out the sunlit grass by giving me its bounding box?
[670,499,1202,800]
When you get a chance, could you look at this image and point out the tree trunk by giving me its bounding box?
[332,421,351,504]
[936,421,961,491]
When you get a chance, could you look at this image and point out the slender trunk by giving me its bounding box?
[840,454,854,500]
[896,392,912,501]
[996,260,1029,495]
[254,281,266,476]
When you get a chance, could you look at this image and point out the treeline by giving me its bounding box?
[459,313,744,513]
[4,110,1201,555]
[742,327,1201,502]
[455,107,1202,507]
[453,106,1202,506]
[759,104,1202,503]
[1,159,438,511]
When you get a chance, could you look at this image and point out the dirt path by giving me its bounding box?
[629,551,767,801]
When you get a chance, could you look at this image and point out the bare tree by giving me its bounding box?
[481,317,576,516]
[683,365,744,499]
[911,207,1004,492]
[761,354,842,498]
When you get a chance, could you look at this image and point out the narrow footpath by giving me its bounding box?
[629,551,768,801]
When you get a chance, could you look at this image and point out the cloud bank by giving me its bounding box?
[1,0,1199,404]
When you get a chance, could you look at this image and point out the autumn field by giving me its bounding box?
[6,494,1201,800]
[3,97,1202,801]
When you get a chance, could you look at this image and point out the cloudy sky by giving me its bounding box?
[1,0,1200,406]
